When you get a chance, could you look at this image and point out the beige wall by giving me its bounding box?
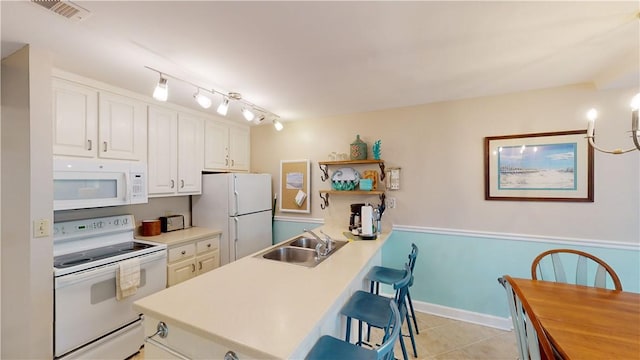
[252,84,639,243]
[1,45,53,359]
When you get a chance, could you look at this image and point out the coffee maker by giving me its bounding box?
[349,203,366,231]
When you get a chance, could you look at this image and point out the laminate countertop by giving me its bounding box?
[133,225,391,359]
[134,227,221,246]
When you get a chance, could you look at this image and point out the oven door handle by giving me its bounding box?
[55,251,166,288]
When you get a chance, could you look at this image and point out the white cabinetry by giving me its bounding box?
[52,78,146,161]
[148,106,203,196]
[204,120,250,172]
[166,235,220,287]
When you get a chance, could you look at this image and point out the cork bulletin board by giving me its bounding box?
[280,159,310,213]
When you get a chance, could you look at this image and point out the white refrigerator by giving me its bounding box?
[192,173,273,265]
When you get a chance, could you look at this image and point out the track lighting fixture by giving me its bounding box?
[273,119,284,131]
[153,76,168,102]
[242,107,255,121]
[194,89,212,109]
[145,66,282,130]
[217,97,230,116]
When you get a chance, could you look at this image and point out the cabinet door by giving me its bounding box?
[229,126,250,171]
[177,114,204,194]
[196,251,219,275]
[148,106,178,196]
[52,78,98,158]
[167,257,196,287]
[203,120,230,171]
[98,91,147,161]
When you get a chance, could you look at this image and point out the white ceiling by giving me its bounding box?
[2,1,639,125]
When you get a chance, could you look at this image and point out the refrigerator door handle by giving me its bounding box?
[233,217,239,261]
[232,175,239,216]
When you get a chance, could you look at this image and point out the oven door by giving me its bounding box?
[54,251,167,358]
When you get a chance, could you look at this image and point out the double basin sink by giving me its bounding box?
[257,235,348,267]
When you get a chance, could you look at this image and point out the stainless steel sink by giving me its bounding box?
[256,235,348,267]
[288,236,322,249]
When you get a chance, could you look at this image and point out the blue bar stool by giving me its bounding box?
[305,300,401,360]
[340,265,414,360]
[366,243,419,336]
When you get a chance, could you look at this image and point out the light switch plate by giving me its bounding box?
[34,219,50,238]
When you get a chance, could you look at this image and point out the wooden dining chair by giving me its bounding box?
[531,249,622,290]
[498,275,557,360]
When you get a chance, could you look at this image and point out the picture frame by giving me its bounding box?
[279,159,311,213]
[484,130,593,202]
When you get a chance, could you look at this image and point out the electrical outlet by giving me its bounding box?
[388,197,396,209]
[34,219,50,238]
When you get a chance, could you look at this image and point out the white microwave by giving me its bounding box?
[53,159,148,211]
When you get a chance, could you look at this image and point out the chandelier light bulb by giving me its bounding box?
[631,93,640,111]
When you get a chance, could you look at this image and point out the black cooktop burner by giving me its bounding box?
[53,242,155,269]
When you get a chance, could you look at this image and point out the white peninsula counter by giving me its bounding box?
[133,225,391,359]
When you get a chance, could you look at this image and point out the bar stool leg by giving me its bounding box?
[406,290,419,334]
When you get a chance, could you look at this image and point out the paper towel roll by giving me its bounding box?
[361,205,373,236]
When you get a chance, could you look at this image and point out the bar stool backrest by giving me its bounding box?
[376,300,402,360]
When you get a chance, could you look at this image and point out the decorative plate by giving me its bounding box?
[331,167,360,191]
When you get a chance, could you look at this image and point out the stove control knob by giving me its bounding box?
[95,221,104,229]
[114,219,120,226]
[122,217,129,225]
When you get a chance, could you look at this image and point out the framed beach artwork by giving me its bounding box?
[280,159,311,213]
[484,130,593,202]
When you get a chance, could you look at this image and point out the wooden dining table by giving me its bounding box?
[511,278,640,359]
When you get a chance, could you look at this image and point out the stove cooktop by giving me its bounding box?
[53,242,155,269]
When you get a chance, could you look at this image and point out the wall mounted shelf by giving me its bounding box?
[318,159,385,182]
[317,159,386,209]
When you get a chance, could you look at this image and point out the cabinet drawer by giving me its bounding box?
[196,236,219,254]
[168,243,196,263]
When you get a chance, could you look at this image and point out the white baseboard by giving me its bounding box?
[378,292,512,331]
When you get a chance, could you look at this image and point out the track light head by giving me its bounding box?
[153,76,168,102]
[217,97,230,116]
[194,90,212,109]
[273,119,284,131]
[242,107,255,121]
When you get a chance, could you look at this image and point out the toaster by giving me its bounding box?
[159,215,185,232]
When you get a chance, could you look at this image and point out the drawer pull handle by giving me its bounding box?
[199,261,203,270]
[207,244,211,248]
[87,139,92,151]
[181,250,186,255]
[103,141,108,152]
[191,264,196,272]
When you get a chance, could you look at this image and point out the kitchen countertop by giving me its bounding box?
[133,224,391,358]
[134,226,221,246]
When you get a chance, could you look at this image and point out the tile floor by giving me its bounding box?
[372,311,518,360]
[130,311,517,360]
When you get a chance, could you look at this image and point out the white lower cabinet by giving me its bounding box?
[148,106,204,196]
[166,235,219,287]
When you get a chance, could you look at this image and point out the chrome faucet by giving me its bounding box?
[304,229,335,257]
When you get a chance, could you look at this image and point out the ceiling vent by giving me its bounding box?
[31,0,91,22]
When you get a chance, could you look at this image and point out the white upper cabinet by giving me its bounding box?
[148,105,203,197]
[204,120,250,172]
[52,79,98,158]
[98,91,147,161]
[229,126,250,171]
[52,78,147,161]
[177,113,204,193]
[148,106,178,195]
